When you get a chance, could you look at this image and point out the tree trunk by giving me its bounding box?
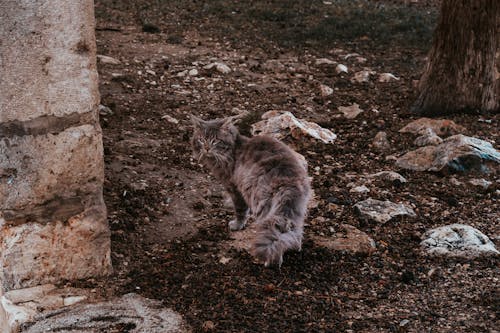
[412,0,499,115]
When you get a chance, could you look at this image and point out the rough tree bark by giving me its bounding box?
[412,0,499,115]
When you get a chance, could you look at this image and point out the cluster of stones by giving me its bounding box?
[244,114,499,260]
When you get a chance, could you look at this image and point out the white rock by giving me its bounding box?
[338,103,363,119]
[414,128,443,146]
[468,178,492,189]
[399,118,465,136]
[351,69,375,83]
[96,55,121,65]
[98,104,113,116]
[21,293,189,333]
[319,84,334,97]
[315,58,336,66]
[63,296,88,307]
[335,64,348,74]
[177,70,188,77]
[368,171,407,185]
[354,198,416,224]
[219,256,231,265]
[372,131,391,151]
[344,53,360,59]
[203,62,232,74]
[4,285,56,304]
[421,224,499,257]
[1,295,34,333]
[449,177,463,186]
[1,285,92,333]
[378,73,400,82]
[188,68,199,76]
[350,185,370,194]
[396,134,500,172]
[161,114,179,124]
[251,111,337,144]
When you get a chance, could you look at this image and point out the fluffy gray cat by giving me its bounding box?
[191,115,311,267]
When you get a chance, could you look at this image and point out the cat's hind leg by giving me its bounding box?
[226,186,249,231]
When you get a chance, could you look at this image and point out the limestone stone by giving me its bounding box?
[0,289,8,333]
[0,1,99,123]
[313,225,376,254]
[421,224,499,258]
[367,171,407,185]
[351,69,375,83]
[251,111,337,144]
[335,64,348,74]
[338,103,363,119]
[468,178,493,189]
[319,84,334,97]
[0,125,104,214]
[97,54,121,65]
[1,285,94,333]
[21,293,190,333]
[372,131,391,151]
[315,58,336,66]
[349,185,370,194]
[354,198,416,224]
[378,73,400,82]
[396,135,500,173]
[399,118,465,136]
[3,284,56,304]
[203,62,231,74]
[0,207,111,291]
[414,128,444,146]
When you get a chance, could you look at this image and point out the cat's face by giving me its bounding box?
[191,116,237,166]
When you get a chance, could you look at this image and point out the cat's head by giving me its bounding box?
[190,116,239,166]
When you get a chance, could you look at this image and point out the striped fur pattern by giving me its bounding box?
[191,116,310,266]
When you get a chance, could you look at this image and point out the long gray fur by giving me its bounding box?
[191,116,311,266]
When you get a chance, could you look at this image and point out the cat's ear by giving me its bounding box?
[190,115,205,128]
[222,117,237,128]
[222,113,246,128]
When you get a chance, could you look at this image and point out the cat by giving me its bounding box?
[191,115,311,267]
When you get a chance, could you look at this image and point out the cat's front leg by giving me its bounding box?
[226,186,249,231]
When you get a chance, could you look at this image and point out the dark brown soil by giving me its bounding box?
[85,0,499,332]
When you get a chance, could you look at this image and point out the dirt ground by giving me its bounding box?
[83,0,499,331]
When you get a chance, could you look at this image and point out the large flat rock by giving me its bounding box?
[399,118,465,136]
[396,135,500,173]
[312,224,376,254]
[354,198,416,224]
[21,293,190,333]
[421,224,499,258]
[251,110,337,144]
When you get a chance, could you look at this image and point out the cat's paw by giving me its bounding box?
[228,219,246,231]
[264,255,283,268]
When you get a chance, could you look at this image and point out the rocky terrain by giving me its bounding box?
[70,0,500,331]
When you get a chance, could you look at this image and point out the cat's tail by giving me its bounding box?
[251,215,303,267]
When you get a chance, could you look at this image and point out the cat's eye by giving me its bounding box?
[215,142,229,149]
